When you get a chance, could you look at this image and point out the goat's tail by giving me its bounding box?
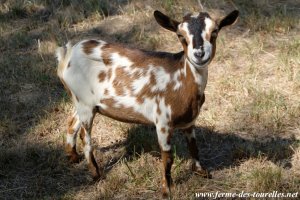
[55,42,72,79]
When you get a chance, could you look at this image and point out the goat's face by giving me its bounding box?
[154,10,239,68]
[178,12,216,67]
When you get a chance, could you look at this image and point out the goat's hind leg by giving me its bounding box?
[65,111,81,163]
[77,105,102,181]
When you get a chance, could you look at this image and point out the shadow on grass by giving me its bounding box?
[0,0,128,22]
[121,125,297,170]
[0,142,90,199]
[95,124,297,180]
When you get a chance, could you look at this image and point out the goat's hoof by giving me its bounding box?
[162,188,171,199]
[194,168,212,179]
[161,181,173,199]
[92,168,105,182]
[67,153,81,164]
[191,163,212,178]
[92,174,101,182]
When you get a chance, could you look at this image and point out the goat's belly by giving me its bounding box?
[97,94,156,124]
[97,105,153,125]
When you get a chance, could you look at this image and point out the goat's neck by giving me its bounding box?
[185,58,208,95]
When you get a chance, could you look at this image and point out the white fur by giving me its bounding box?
[151,66,171,92]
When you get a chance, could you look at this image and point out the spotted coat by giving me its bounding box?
[56,9,239,198]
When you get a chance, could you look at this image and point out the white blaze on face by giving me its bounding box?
[201,17,215,61]
[180,22,195,65]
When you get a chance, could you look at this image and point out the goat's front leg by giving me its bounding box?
[66,112,81,163]
[156,125,174,198]
[183,126,210,178]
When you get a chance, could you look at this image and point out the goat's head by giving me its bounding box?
[154,10,239,68]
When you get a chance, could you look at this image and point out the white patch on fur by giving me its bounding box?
[181,22,195,66]
[195,161,202,169]
[191,13,199,18]
[158,98,172,120]
[83,130,92,162]
[156,126,171,151]
[200,17,214,61]
[111,53,133,67]
[66,133,76,147]
[182,22,194,58]
[151,66,171,92]
[100,86,157,121]
[154,97,172,151]
[88,41,107,59]
[172,69,183,90]
[132,74,150,94]
[63,40,108,108]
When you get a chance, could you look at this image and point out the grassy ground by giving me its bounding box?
[0,0,299,199]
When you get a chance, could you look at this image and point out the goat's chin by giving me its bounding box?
[188,57,210,69]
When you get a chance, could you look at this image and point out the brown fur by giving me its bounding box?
[102,50,112,65]
[67,116,76,134]
[65,143,79,163]
[82,40,100,55]
[101,43,184,74]
[113,67,133,96]
[161,150,173,197]
[104,89,109,95]
[210,36,217,61]
[165,63,200,128]
[95,42,203,128]
[66,116,80,163]
[98,71,106,82]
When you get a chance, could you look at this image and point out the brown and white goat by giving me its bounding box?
[56,10,239,197]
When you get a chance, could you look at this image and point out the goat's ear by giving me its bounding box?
[154,10,179,32]
[219,10,239,30]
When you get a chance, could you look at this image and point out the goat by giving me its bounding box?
[56,10,239,198]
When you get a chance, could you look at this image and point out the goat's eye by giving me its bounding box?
[177,34,184,38]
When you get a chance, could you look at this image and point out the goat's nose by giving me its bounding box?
[194,51,205,59]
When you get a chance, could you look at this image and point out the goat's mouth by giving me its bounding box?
[188,57,210,67]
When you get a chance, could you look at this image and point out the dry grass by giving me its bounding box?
[0,0,299,199]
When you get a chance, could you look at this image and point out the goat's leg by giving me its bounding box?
[65,112,81,163]
[156,126,174,198]
[77,106,101,181]
[183,126,210,177]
